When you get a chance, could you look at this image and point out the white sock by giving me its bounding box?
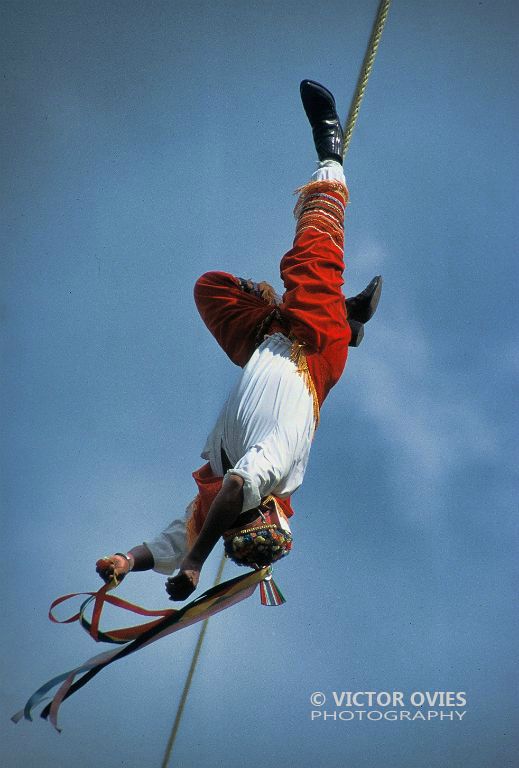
[311,159,346,184]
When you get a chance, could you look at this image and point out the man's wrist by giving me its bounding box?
[114,552,134,571]
[127,544,154,572]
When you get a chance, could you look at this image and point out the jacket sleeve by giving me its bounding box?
[279,181,351,354]
[144,515,188,575]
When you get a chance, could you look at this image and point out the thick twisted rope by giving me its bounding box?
[160,554,227,768]
[342,0,391,159]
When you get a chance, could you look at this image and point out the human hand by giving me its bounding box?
[165,569,199,601]
[166,557,200,601]
[96,553,131,584]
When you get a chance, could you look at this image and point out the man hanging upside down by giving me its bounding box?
[96,80,382,600]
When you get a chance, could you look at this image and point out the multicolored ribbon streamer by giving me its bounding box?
[48,581,177,644]
[12,566,282,731]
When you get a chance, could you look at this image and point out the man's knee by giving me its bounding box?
[194,271,237,299]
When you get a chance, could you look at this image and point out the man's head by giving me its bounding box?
[223,497,292,568]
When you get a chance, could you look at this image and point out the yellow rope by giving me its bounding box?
[160,554,227,768]
[342,0,392,159]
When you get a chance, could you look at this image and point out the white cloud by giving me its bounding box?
[342,254,503,520]
[349,235,388,273]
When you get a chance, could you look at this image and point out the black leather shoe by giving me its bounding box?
[346,276,383,347]
[347,275,383,324]
[300,80,343,164]
[348,319,365,347]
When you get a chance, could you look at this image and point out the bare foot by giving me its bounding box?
[166,568,200,601]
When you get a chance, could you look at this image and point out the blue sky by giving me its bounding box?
[1,1,517,766]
